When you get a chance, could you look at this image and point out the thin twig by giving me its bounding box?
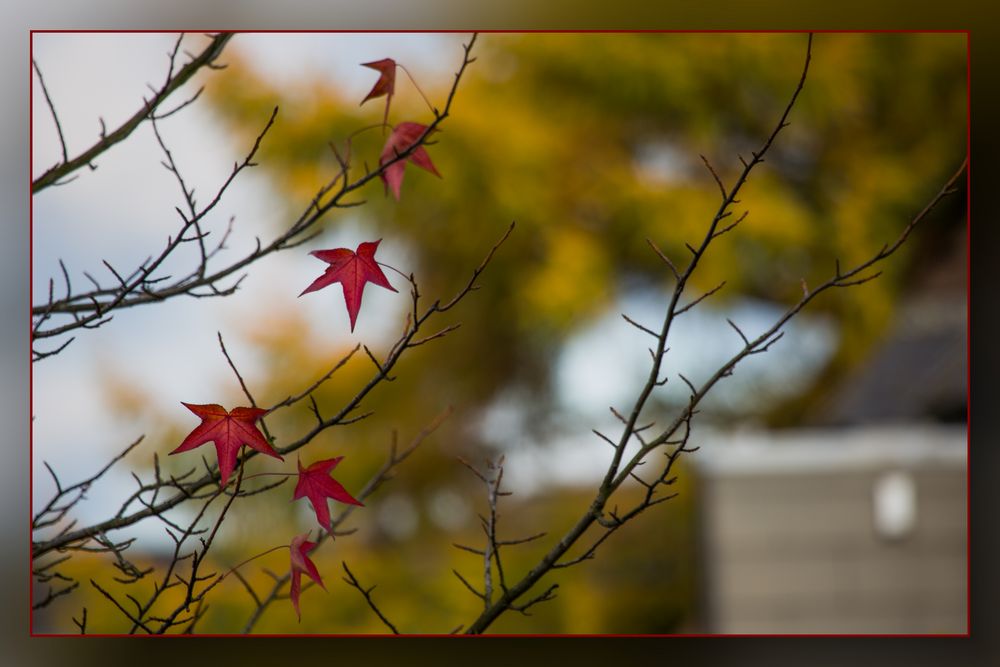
[342,562,400,634]
[33,58,68,164]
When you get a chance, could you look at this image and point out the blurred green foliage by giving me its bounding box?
[55,33,964,634]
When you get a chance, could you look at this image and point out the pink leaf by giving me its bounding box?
[289,533,325,621]
[169,403,282,486]
[360,58,397,126]
[294,456,363,531]
[379,122,441,200]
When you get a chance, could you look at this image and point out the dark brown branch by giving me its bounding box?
[622,313,658,338]
[72,608,87,634]
[675,280,727,316]
[410,323,462,347]
[438,220,515,313]
[453,542,486,556]
[32,33,233,193]
[342,562,400,634]
[33,58,68,164]
[32,581,79,610]
[269,345,361,410]
[699,154,726,199]
[122,479,230,633]
[32,436,144,533]
[453,569,486,601]
[509,584,558,616]
[217,332,259,408]
[91,579,154,633]
[645,238,680,280]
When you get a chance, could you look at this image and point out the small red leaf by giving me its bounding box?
[289,532,325,621]
[294,456,364,531]
[169,403,282,486]
[360,58,396,127]
[379,122,441,200]
[299,239,398,331]
[360,58,396,103]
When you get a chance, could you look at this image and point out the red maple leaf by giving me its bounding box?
[294,456,363,531]
[379,122,441,200]
[360,58,397,125]
[289,532,325,621]
[299,239,398,331]
[169,403,283,486]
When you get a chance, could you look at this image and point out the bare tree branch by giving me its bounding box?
[33,213,503,559]
[32,58,68,164]
[342,562,400,634]
[32,33,233,193]
[456,33,963,635]
[32,34,481,364]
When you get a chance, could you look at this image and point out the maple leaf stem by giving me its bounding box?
[397,63,436,115]
[219,544,290,582]
[239,472,295,481]
[377,261,409,281]
[345,122,393,143]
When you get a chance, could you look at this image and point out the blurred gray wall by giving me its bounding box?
[695,425,967,633]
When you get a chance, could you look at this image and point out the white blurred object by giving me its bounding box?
[873,470,918,541]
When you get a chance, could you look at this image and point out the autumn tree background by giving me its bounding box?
[31,32,966,634]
